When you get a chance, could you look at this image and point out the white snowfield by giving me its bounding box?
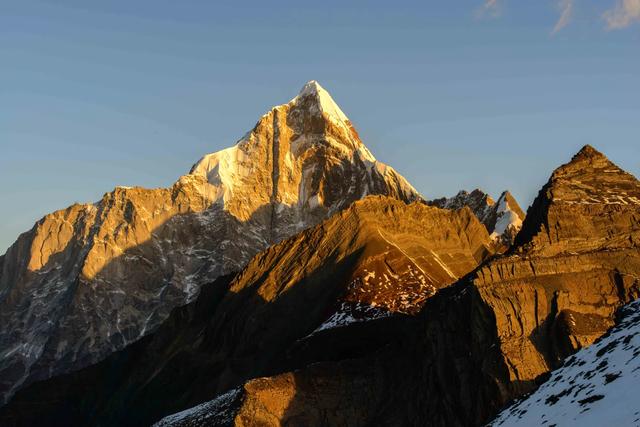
[489,298,640,427]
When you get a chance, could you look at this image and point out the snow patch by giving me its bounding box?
[313,302,391,333]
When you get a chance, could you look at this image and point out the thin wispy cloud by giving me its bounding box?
[603,0,640,29]
[552,0,574,34]
[475,0,501,19]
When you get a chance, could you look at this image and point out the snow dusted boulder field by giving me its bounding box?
[490,298,640,427]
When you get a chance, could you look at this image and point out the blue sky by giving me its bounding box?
[1,0,639,253]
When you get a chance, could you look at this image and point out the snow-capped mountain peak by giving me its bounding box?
[189,81,418,226]
[292,80,351,124]
[490,191,524,242]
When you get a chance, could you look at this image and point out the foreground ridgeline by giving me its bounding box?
[0,78,637,427]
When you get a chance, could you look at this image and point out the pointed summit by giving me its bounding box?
[553,144,625,182]
[514,145,640,253]
[499,191,525,220]
[291,80,350,123]
[573,144,604,160]
[551,144,614,179]
[489,190,525,246]
[190,80,420,229]
[0,79,421,405]
[296,80,327,99]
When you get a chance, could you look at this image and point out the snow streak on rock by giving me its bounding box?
[153,388,242,427]
[313,301,391,333]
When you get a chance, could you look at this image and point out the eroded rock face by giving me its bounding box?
[515,144,640,255]
[0,81,420,404]
[0,177,234,403]
[430,189,525,248]
[471,145,640,395]
[489,298,640,427]
[0,196,494,426]
[157,145,640,427]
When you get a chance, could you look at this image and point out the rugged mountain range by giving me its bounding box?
[145,145,639,426]
[429,189,525,248]
[0,196,496,426]
[0,78,637,427]
[0,81,420,404]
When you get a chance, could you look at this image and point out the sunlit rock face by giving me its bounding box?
[0,81,420,404]
[489,298,640,427]
[150,145,640,427]
[1,140,639,427]
[189,80,418,238]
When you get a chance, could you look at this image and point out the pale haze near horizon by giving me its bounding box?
[2,0,639,253]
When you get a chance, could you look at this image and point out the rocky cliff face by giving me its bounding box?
[0,81,420,404]
[430,189,525,248]
[489,298,640,427]
[0,196,495,426]
[150,145,640,427]
[472,145,640,392]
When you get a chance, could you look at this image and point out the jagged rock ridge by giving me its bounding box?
[429,189,525,247]
[0,81,420,404]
